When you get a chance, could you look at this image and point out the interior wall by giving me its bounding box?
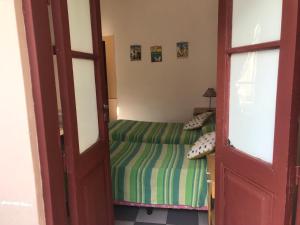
[103,36,118,120]
[100,0,218,122]
[0,1,45,225]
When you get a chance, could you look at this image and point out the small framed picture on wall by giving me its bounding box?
[177,42,189,58]
[130,45,142,61]
[150,46,162,62]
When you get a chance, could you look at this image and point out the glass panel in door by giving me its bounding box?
[228,0,283,163]
[228,50,280,163]
[232,0,283,47]
[72,59,99,153]
[67,0,93,53]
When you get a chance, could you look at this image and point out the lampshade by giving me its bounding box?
[203,88,216,97]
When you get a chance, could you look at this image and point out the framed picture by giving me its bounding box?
[177,42,189,58]
[130,45,141,61]
[150,46,162,62]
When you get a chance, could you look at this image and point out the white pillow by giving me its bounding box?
[183,112,213,130]
[187,132,215,159]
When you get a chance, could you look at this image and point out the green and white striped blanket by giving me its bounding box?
[110,141,208,208]
[109,118,215,145]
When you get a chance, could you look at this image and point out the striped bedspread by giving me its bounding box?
[109,120,210,145]
[110,141,208,209]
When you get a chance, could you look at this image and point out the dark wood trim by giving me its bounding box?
[49,1,81,225]
[280,0,300,223]
[227,41,281,54]
[215,0,231,223]
[53,45,95,60]
[89,0,107,141]
[22,1,68,225]
[71,51,95,60]
[90,0,114,223]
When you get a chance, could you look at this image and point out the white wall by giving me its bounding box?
[100,0,218,122]
[0,1,45,225]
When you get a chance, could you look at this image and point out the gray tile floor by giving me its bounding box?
[114,205,208,225]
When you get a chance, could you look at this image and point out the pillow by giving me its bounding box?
[183,112,213,130]
[201,114,216,134]
[187,132,215,159]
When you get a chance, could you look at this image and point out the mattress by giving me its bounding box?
[110,140,208,209]
[109,119,215,145]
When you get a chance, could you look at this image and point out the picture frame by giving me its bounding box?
[130,45,142,61]
[177,42,189,58]
[150,46,162,62]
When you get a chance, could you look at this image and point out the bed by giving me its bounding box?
[109,117,215,145]
[110,140,208,210]
[108,115,215,210]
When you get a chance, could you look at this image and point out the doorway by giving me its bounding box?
[22,0,300,225]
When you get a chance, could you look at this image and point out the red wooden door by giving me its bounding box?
[49,0,114,225]
[216,0,300,225]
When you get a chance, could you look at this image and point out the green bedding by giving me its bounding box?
[110,141,208,208]
[109,118,215,145]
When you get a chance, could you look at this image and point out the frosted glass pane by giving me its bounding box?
[232,0,282,47]
[229,50,279,163]
[73,59,99,153]
[67,0,93,53]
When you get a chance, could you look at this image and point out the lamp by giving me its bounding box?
[203,88,216,110]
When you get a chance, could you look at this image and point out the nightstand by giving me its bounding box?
[193,107,216,116]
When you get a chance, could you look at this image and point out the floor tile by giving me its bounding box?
[115,221,135,225]
[135,223,165,225]
[198,212,208,225]
[114,205,139,221]
[166,209,198,225]
[136,208,168,224]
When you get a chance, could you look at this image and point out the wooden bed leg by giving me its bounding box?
[146,207,153,215]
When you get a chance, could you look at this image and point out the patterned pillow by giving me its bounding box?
[187,132,215,159]
[183,112,213,130]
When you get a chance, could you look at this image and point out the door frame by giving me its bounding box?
[22,0,300,224]
[22,0,69,225]
[216,0,300,224]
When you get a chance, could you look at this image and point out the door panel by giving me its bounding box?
[80,164,108,225]
[216,0,300,224]
[223,168,273,225]
[72,58,99,153]
[49,0,113,225]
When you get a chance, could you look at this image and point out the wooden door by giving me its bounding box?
[216,0,300,225]
[49,0,114,225]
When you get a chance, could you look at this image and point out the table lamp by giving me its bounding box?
[203,88,216,110]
